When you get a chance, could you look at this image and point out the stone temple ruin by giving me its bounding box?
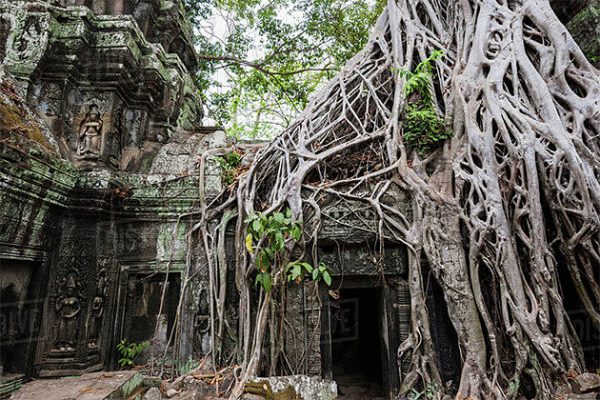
[0,1,598,399]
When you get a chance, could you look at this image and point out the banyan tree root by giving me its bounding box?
[198,0,600,399]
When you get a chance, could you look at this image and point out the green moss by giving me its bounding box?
[0,96,52,151]
[567,4,600,66]
[244,381,302,400]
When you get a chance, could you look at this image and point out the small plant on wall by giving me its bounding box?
[216,150,243,186]
[396,50,452,154]
[116,339,149,368]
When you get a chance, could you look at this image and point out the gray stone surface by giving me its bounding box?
[0,0,205,173]
[249,375,338,400]
[143,387,164,400]
[10,371,138,400]
[574,373,600,393]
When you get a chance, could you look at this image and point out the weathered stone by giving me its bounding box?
[0,0,205,173]
[173,390,206,400]
[574,373,600,393]
[143,387,164,400]
[241,394,266,400]
[248,376,338,400]
[165,387,180,398]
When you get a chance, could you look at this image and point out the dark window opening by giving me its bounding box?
[329,287,384,399]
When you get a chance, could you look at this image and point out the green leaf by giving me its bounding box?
[312,268,319,280]
[292,264,302,279]
[262,273,272,291]
[274,232,285,251]
[290,225,302,241]
[252,219,262,235]
[302,262,313,273]
[273,212,285,223]
[322,270,332,286]
[257,250,270,272]
[245,233,254,254]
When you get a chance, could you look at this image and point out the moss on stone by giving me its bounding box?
[567,2,600,66]
[0,93,52,151]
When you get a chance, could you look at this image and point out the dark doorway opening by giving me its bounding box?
[115,271,181,367]
[330,287,384,399]
[0,260,45,379]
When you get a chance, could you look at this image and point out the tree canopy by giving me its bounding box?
[184,0,385,137]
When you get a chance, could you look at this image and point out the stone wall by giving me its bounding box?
[567,0,600,67]
[551,0,600,67]
[0,0,203,172]
[0,0,223,384]
[0,138,221,377]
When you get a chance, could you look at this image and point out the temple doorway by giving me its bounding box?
[0,259,45,381]
[327,286,385,400]
[112,270,181,368]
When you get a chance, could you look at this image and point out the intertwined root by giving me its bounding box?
[197,0,600,398]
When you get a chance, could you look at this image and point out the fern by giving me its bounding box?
[397,50,451,154]
[116,339,149,367]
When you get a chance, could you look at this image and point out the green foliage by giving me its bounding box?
[245,209,331,291]
[409,382,438,399]
[586,53,600,64]
[284,260,331,286]
[183,0,386,138]
[396,50,452,154]
[216,150,242,186]
[116,339,149,367]
[177,359,199,375]
[402,105,452,155]
[397,50,443,103]
[311,261,332,286]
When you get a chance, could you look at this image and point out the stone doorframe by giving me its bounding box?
[109,263,184,369]
[0,245,49,378]
[319,276,402,400]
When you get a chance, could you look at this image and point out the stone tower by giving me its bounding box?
[0,0,224,387]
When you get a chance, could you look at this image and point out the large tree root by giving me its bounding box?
[196,0,600,398]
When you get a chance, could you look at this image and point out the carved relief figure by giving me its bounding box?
[53,273,81,352]
[88,268,107,348]
[76,104,103,160]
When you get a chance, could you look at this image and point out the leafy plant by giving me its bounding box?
[245,209,331,291]
[116,339,149,367]
[216,150,242,186]
[402,105,452,154]
[409,382,438,399]
[176,358,199,375]
[311,261,332,286]
[396,50,452,154]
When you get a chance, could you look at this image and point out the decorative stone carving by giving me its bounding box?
[0,16,8,63]
[88,267,107,349]
[76,104,104,161]
[53,270,82,352]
